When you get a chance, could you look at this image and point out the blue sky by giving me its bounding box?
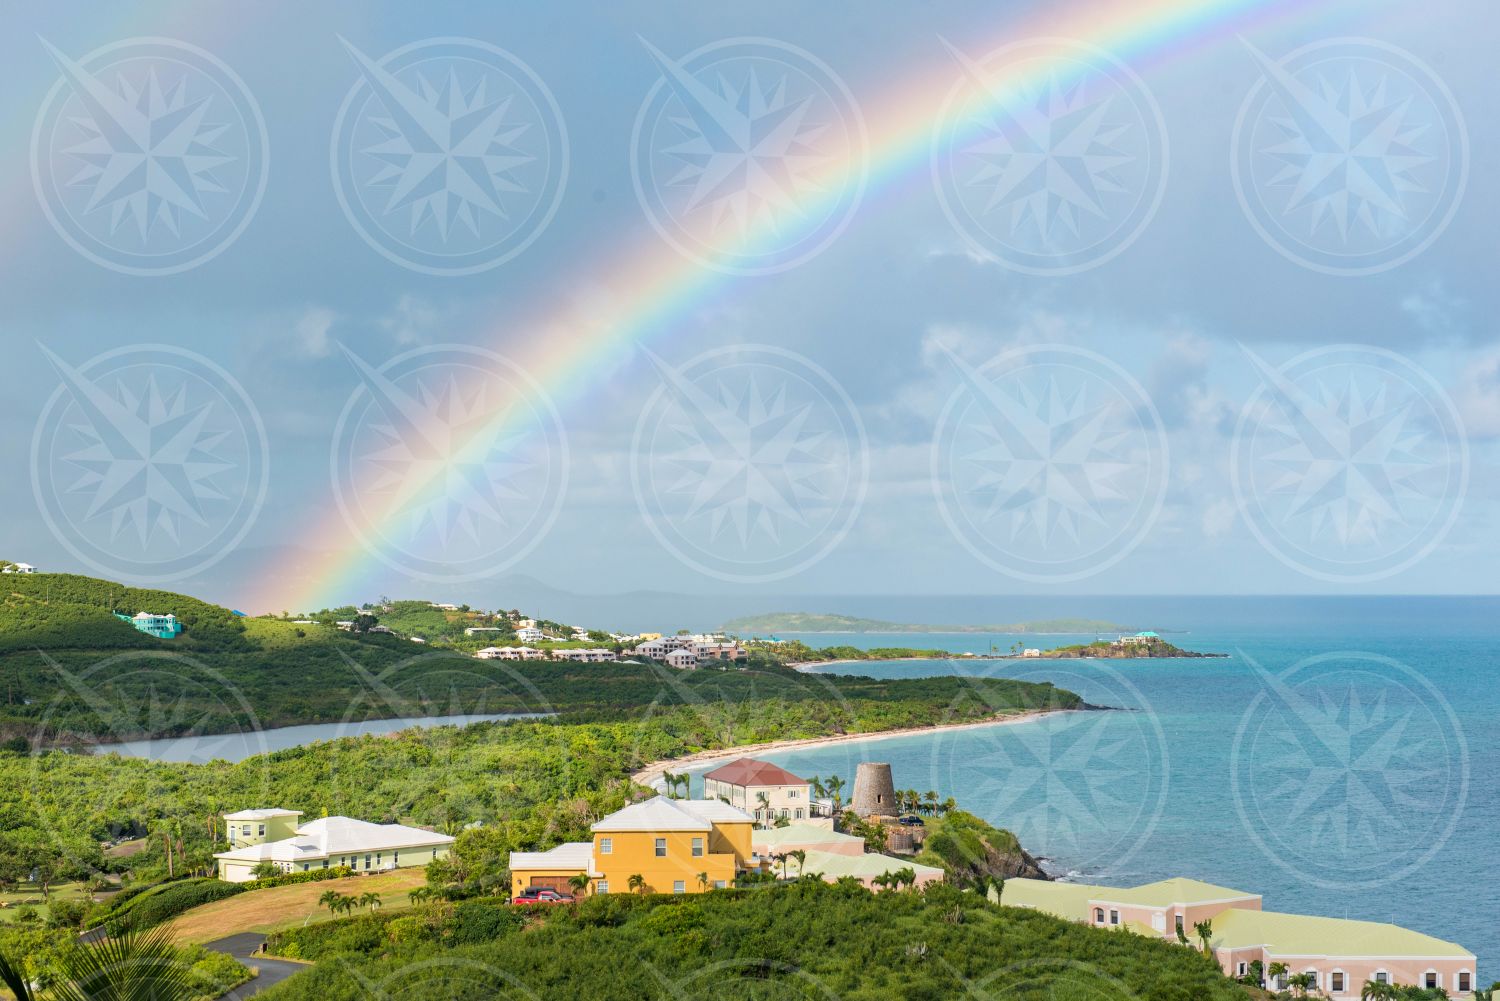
[2,0,1497,613]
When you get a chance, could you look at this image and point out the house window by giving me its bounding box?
[364,854,371,870]
[1373,971,1388,984]
[692,837,704,857]
[1236,962,1247,977]
[376,853,382,867]
[788,790,798,798]
[1330,972,1344,992]
[1174,915,1184,935]
[258,824,266,836]
[302,863,309,871]
[1425,972,1439,989]
[599,838,612,855]
[596,881,608,895]
[673,880,685,894]
[1109,910,1119,926]
[322,859,329,868]
[1459,972,1472,991]
[655,838,667,857]
[393,851,399,865]
[714,880,726,889]
[1093,908,1104,923]
[795,809,804,819]
[242,825,252,836]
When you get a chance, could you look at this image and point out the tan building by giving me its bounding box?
[1005,877,1478,997]
[702,757,813,824]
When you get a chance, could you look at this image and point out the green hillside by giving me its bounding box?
[255,880,1248,1001]
[722,611,1139,634]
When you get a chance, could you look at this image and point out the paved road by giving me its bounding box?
[205,934,308,998]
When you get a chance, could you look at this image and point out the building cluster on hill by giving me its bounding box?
[509,756,939,898]
[630,634,748,668]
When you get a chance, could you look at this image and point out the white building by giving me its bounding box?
[464,627,506,636]
[516,626,544,643]
[476,646,545,660]
[550,648,617,663]
[430,603,459,612]
[2,563,37,574]
[214,813,453,882]
[703,758,814,824]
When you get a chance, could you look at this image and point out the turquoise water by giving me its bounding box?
[692,598,1500,978]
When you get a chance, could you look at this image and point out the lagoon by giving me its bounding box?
[91,712,548,765]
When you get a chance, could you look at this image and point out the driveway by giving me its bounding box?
[204,934,309,998]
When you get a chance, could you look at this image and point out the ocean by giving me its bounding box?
[682,596,1500,979]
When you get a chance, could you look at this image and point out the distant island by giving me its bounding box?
[1004,634,1226,660]
[721,612,1141,635]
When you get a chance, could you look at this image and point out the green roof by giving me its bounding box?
[788,849,943,881]
[1211,908,1473,960]
[1094,877,1257,907]
[1001,878,1105,919]
[752,824,862,850]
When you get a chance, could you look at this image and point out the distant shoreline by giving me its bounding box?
[630,707,1083,788]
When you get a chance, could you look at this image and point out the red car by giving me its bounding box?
[511,887,574,905]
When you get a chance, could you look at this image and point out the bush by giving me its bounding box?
[105,879,245,935]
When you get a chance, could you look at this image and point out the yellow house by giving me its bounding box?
[509,796,754,897]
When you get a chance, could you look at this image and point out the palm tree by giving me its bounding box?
[1266,962,1288,991]
[788,850,806,878]
[567,873,592,898]
[808,775,826,801]
[825,776,846,812]
[756,792,772,825]
[1286,971,1313,998]
[359,891,382,912]
[1361,981,1397,1001]
[407,887,432,906]
[1192,918,1213,957]
[319,889,344,912]
[940,797,957,816]
[923,790,939,815]
[696,872,709,892]
[0,925,200,1001]
[627,873,646,895]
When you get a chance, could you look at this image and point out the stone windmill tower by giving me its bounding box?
[851,762,898,817]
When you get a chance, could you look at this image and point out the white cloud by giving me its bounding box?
[1201,498,1238,539]
[290,307,338,358]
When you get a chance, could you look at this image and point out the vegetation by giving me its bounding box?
[0,924,249,1001]
[1016,636,1226,659]
[253,880,1247,1001]
[721,611,1139,634]
[914,810,1050,882]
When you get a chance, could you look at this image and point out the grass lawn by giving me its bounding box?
[0,880,98,924]
[164,869,427,945]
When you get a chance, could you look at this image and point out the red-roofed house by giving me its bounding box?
[703,757,812,825]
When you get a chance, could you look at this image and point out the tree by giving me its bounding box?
[251,861,279,880]
[696,872,709,892]
[825,776,846,813]
[1286,971,1313,998]
[924,790,939,815]
[788,850,806,878]
[318,889,344,912]
[1361,982,1397,1001]
[0,925,200,1001]
[627,874,646,895]
[1192,918,1213,957]
[567,873,592,897]
[359,891,382,911]
[1266,962,1287,991]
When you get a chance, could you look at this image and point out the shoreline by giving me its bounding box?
[630,707,1082,787]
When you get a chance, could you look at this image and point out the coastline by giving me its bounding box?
[630,706,1082,787]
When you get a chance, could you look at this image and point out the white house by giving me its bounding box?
[476,646,544,660]
[214,812,453,882]
[2,563,37,574]
[516,626,543,643]
[430,603,459,612]
[464,627,506,636]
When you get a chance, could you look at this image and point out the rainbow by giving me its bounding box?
[253,0,1317,613]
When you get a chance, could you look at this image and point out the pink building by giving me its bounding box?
[1004,877,1477,998]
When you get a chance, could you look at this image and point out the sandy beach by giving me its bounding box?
[630,707,1080,787]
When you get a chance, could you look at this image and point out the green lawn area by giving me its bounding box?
[0,880,106,924]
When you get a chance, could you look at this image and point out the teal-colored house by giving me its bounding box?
[114,611,182,639]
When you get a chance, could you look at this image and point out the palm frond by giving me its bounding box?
[50,924,200,1001]
[0,946,37,1001]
